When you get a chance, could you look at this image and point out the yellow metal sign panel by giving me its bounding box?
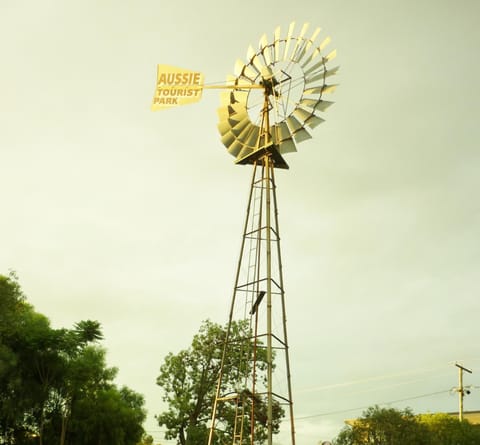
[151,65,204,110]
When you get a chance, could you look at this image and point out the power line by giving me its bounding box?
[295,364,450,394]
[295,389,450,420]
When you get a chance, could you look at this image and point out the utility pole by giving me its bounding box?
[455,363,472,421]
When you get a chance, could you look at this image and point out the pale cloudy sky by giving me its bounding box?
[1,0,480,443]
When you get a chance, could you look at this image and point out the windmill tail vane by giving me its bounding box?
[151,64,204,110]
[151,65,265,111]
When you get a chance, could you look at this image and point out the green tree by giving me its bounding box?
[156,319,284,445]
[417,412,480,445]
[0,272,49,444]
[334,406,430,445]
[0,273,146,445]
[68,385,146,445]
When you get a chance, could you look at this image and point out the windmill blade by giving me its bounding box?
[300,36,331,69]
[226,74,237,86]
[217,119,232,136]
[292,127,312,143]
[303,86,323,96]
[292,107,313,124]
[278,137,297,154]
[325,49,337,62]
[232,89,249,105]
[221,130,236,148]
[270,122,296,156]
[234,59,247,77]
[304,65,338,88]
[305,70,329,85]
[273,25,281,62]
[305,65,340,81]
[272,121,292,143]
[237,145,255,161]
[303,57,327,77]
[219,91,232,107]
[285,114,304,133]
[305,114,325,129]
[306,27,321,50]
[290,23,309,62]
[299,98,334,113]
[227,139,244,157]
[283,22,296,61]
[231,115,251,135]
[242,65,259,82]
[293,108,325,130]
[235,57,258,82]
[229,102,249,117]
[251,56,267,76]
[246,45,261,75]
[238,124,261,150]
[259,33,273,66]
[321,84,338,94]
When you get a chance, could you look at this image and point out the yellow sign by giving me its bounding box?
[151,65,204,110]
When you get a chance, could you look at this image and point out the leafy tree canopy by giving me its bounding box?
[0,272,146,445]
[156,319,284,445]
[333,405,480,445]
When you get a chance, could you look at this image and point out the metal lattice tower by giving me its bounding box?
[207,149,295,445]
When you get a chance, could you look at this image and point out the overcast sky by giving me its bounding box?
[1,0,480,443]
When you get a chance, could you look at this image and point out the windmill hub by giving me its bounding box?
[259,75,280,98]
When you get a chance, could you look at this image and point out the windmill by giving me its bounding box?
[152,21,338,445]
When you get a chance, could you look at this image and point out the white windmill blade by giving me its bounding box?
[304,66,339,85]
[234,59,247,77]
[300,36,331,69]
[217,103,230,119]
[304,114,325,129]
[232,89,249,104]
[305,65,340,81]
[276,135,297,154]
[304,69,339,89]
[237,124,261,150]
[227,139,245,157]
[325,49,337,62]
[237,145,255,161]
[217,120,232,136]
[299,98,334,113]
[285,114,304,133]
[283,22,296,61]
[303,57,328,77]
[294,107,325,129]
[246,45,262,75]
[292,107,313,124]
[259,33,273,66]
[229,102,249,119]
[270,121,298,154]
[306,27,321,50]
[235,59,258,82]
[221,130,236,147]
[231,116,252,136]
[225,74,237,86]
[321,84,339,94]
[290,23,310,62]
[272,121,292,143]
[273,25,281,62]
[292,127,312,143]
